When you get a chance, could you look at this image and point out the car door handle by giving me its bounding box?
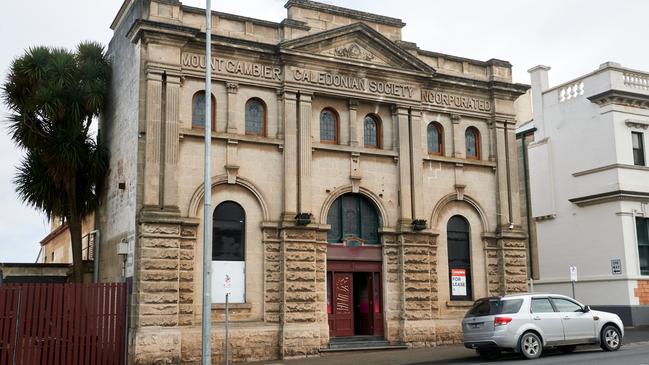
[533,316,541,320]
[563,316,571,320]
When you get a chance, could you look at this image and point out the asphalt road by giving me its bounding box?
[414,341,649,365]
[252,327,649,365]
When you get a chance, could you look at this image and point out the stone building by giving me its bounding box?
[99,0,529,363]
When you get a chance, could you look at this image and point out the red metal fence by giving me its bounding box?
[0,283,127,365]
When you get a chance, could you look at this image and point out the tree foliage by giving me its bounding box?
[2,42,110,282]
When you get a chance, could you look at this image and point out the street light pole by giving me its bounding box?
[201,0,213,364]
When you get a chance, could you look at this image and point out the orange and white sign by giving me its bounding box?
[451,269,467,296]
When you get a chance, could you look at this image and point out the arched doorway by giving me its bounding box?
[447,215,472,301]
[326,193,383,337]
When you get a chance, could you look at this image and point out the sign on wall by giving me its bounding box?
[212,261,245,303]
[611,259,622,275]
[451,268,467,296]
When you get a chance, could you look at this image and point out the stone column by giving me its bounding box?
[298,92,313,215]
[282,90,298,221]
[348,99,359,146]
[409,108,424,220]
[162,74,181,210]
[396,106,412,228]
[143,72,163,207]
[451,113,462,158]
[226,82,238,134]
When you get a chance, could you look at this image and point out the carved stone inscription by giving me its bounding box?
[422,90,492,112]
[335,275,351,313]
[291,67,416,99]
[182,53,282,81]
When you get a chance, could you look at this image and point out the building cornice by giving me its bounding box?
[587,89,649,109]
[572,163,649,177]
[569,189,649,206]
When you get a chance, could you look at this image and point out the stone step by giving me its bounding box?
[322,336,408,352]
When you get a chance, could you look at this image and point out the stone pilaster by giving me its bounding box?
[298,93,313,215]
[348,99,359,146]
[494,119,511,228]
[450,113,462,158]
[278,226,327,358]
[396,107,412,227]
[143,72,163,207]
[282,90,298,221]
[162,74,181,209]
[226,82,238,134]
[409,108,424,219]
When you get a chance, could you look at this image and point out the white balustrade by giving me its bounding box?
[558,81,584,102]
[623,72,649,91]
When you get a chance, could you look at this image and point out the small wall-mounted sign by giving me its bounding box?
[569,266,578,282]
[611,259,622,275]
[451,269,467,296]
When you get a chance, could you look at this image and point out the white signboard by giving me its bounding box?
[451,269,467,296]
[611,259,622,275]
[125,237,135,278]
[569,266,578,282]
[212,261,245,303]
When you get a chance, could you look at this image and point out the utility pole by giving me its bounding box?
[201,0,213,364]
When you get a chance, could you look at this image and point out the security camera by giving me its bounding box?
[508,222,514,230]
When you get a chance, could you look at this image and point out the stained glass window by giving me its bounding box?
[192,91,215,129]
[465,127,480,159]
[327,194,380,245]
[427,122,443,155]
[364,115,380,148]
[320,109,338,143]
[245,98,265,136]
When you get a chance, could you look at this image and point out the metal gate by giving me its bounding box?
[0,283,127,365]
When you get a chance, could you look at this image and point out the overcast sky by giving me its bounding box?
[1,0,648,262]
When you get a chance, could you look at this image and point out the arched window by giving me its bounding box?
[320,108,339,144]
[212,201,246,303]
[427,122,444,155]
[327,193,380,245]
[192,91,216,129]
[213,201,245,261]
[465,127,481,160]
[245,98,266,136]
[447,215,472,301]
[364,114,381,148]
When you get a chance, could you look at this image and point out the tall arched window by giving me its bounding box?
[364,114,381,148]
[427,122,444,155]
[213,201,246,303]
[320,108,339,144]
[192,91,216,129]
[447,215,472,301]
[326,193,380,245]
[245,98,266,136]
[465,127,481,160]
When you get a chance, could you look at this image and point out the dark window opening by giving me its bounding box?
[448,215,473,300]
[637,217,649,275]
[320,108,339,144]
[192,91,216,129]
[427,122,444,155]
[245,98,266,136]
[213,201,245,261]
[632,132,645,166]
[364,115,381,148]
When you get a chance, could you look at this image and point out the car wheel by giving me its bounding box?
[477,349,501,360]
[519,332,542,359]
[600,325,621,352]
[557,345,576,354]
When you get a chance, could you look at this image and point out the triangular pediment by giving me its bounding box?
[280,23,435,75]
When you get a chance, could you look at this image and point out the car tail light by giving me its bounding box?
[494,316,513,326]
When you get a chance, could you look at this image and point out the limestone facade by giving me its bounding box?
[100,0,529,363]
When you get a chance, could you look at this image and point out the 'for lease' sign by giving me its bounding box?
[451,269,467,296]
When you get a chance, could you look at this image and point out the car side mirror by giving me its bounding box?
[582,305,591,313]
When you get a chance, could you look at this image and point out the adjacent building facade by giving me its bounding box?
[526,63,649,325]
[100,0,529,363]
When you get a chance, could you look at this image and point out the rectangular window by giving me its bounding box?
[637,217,649,276]
[632,132,645,166]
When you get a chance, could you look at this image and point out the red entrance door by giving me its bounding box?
[330,273,354,336]
[327,261,383,337]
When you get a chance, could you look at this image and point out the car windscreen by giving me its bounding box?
[465,298,523,318]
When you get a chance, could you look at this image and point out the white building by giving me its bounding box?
[526,62,649,326]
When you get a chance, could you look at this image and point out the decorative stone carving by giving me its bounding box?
[329,43,375,62]
[226,82,239,94]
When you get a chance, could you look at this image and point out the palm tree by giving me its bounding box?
[2,42,110,282]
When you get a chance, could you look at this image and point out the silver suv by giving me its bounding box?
[462,294,624,360]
